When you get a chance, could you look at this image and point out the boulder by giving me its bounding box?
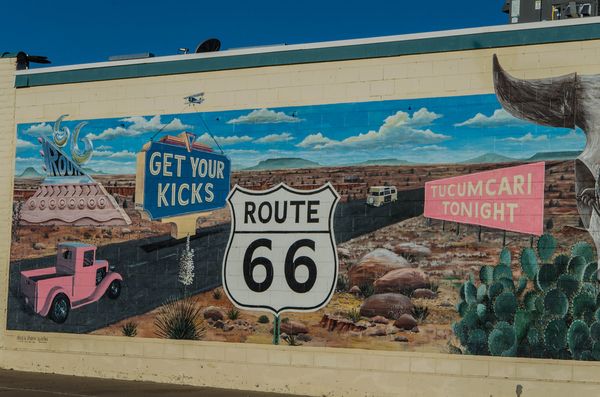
[337,247,351,258]
[296,333,312,342]
[348,248,410,286]
[412,288,437,299]
[365,326,387,337]
[371,315,389,325]
[359,293,413,320]
[393,242,431,260]
[349,285,361,295]
[33,242,47,250]
[214,320,225,329]
[203,306,225,321]
[374,268,430,294]
[394,335,409,342]
[394,314,417,330]
[280,320,309,335]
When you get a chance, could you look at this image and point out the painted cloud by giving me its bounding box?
[16,138,36,149]
[87,115,192,141]
[23,122,53,137]
[93,150,137,160]
[501,132,548,143]
[196,132,253,146]
[255,132,293,144]
[454,109,523,127]
[297,108,448,150]
[227,108,303,124]
[412,145,447,152]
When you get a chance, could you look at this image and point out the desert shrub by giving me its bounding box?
[281,317,289,324]
[154,298,206,340]
[227,307,240,320]
[283,334,302,346]
[452,234,600,360]
[412,305,430,323]
[11,201,23,242]
[212,288,222,300]
[336,273,349,292]
[429,281,439,293]
[359,282,375,298]
[121,321,138,337]
[258,315,269,324]
[345,308,362,323]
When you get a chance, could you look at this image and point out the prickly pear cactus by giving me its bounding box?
[452,234,600,361]
[537,234,557,262]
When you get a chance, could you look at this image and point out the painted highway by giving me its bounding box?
[6,188,424,333]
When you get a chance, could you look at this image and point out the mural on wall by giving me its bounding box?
[10,56,600,360]
[20,115,131,226]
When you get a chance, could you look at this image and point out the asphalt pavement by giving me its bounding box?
[0,368,309,397]
[7,188,424,333]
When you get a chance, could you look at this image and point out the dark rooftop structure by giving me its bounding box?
[503,0,599,23]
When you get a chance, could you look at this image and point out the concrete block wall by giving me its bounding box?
[4,36,600,396]
[13,39,600,124]
[0,57,17,351]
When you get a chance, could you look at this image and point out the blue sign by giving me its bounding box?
[139,139,231,220]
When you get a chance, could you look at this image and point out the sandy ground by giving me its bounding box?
[92,211,592,353]
[17,159,592,353]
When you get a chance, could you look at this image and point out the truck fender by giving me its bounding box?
[96,272,123,296]
[39,287,69,317]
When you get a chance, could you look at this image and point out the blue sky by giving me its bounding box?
[15,95,584,174]
[9,1,583,175]
[2,1,507,66]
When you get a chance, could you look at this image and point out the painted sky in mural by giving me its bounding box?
[15,94,585,175]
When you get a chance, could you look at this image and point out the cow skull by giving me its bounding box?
[493,55,600,265]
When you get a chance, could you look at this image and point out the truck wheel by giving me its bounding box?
[49,294,69,324]
[107,280,121,299]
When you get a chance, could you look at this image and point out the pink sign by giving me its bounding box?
[424,162,545,236]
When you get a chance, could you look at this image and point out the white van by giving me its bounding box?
[366,186,397,207]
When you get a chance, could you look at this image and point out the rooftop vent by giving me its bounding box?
[15,51,51,70]
[108,52,155,62]
[195,38,221,53]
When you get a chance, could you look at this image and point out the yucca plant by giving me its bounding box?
[283,334,302,346]
[227,307,240,320]
[154,298,206,340]
[337,273,349,292]
[345,308,362,323]
[412,305,430,323]
[121,321,138,337]
[212,288,222,300]
[359,282,375,298]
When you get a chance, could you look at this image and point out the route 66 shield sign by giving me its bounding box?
[222,183,340,315]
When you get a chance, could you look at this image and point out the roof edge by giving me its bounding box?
[15,18,600,88]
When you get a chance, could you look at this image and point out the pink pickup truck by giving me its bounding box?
[20,242,123,323]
